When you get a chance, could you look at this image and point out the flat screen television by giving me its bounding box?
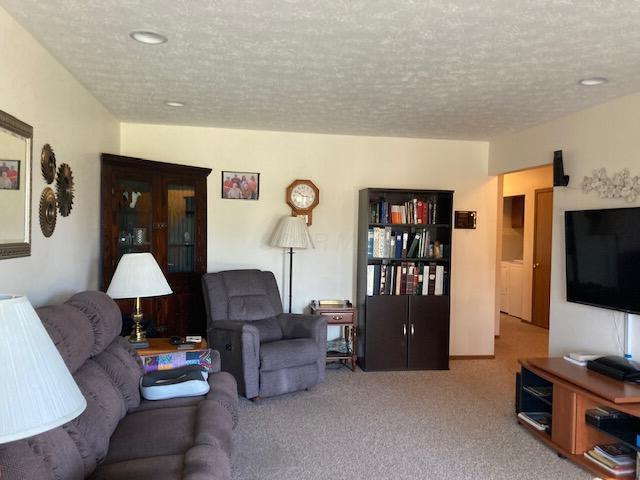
[565,207,640,314]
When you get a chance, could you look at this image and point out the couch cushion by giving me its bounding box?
[105,400,233,465]
[259,338,320,371]
[66,291,121,356]
[66,359,127,473]
[104,406,197,464]
[37,304,94,374]
[91,447,231,480]
[91,455,184,480]
[93,337,143,411]
[0,427,84,480]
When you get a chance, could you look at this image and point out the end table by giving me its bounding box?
[135,337,208,356]
[310,301,357,371]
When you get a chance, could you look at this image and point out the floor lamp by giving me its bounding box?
[270,216,314,313]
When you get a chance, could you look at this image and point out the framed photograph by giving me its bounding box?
[221,171,259,200]
[0,160,20,190]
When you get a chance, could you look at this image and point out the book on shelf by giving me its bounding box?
[427,263,437,295]
[406,233,421,258]
[584,450,635,476]
[594,443,636,464]
[366,265,375,296]
[434,265,444,296]
[367,229,374,257]
[517,412,551,431]
[522,385,553,398]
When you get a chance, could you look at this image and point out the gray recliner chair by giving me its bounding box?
[202,269,327,399]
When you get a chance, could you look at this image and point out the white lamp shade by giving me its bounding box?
[0,295,86,443]
[270,216,315,249]
[106,253,172,299]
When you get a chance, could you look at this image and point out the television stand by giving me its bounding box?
[517,358,640,480]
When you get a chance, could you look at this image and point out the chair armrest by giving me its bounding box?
[208,321,261,398]
[277,313,327,382]
[277,313,326,342]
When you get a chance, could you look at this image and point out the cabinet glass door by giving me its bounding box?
[117,179,153,257]
[167,184,196,273]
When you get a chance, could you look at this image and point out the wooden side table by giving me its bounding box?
[310,301,357,371]
[135,337,208,356]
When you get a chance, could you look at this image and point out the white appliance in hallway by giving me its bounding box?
[500,259,524,319]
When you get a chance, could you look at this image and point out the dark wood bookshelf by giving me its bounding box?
[356,188,453,372]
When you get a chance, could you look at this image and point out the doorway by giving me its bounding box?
[495,165,553,362]
[531,188,553,329]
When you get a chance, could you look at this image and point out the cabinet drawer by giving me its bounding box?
[321,311,355,325]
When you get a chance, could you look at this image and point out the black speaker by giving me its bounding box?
[553,150,569,186]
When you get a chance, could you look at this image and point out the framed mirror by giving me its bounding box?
[0,109,33,259]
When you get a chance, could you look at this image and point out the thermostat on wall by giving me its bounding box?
[454,211,477,229]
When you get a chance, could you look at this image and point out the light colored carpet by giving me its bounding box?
[232,316,592,480]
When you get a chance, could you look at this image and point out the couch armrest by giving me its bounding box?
[277,313,327,381]
[208,321,260,399]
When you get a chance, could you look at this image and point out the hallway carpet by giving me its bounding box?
[231,317,591,480]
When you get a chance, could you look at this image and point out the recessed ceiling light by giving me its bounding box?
[130,31,167,45]
[165,101,185,107]
[578,77,608,86]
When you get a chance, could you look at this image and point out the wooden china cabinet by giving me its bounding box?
[100,153,211,336]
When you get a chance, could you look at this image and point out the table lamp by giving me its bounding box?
[270,216,314,313]
[0,295,86,443]
[106,252,172,346]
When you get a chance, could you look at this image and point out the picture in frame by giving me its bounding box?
[221,171,259,200]
[0,160,20,190]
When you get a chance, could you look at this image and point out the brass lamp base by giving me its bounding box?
[129,297,147,343]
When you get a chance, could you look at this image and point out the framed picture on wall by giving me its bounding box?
[0,160,20,190]
[221,171,259,200]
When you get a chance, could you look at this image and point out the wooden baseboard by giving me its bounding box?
[449,355,495,360]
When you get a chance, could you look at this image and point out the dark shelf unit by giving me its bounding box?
[101,153,211,337]
[356,188,453,371]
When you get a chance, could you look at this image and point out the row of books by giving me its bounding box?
[368,227,445,259]
[366,262,446,296]
[369,198,438,225]
[583,442,636,476]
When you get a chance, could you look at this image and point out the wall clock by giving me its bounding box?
[286,179,319,225]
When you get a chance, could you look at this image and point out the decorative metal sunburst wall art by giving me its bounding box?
[582,168,640,202]
[56,163,74,216]
[40,144,56,184]
[39,187,57,237]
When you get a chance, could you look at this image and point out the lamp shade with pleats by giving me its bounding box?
[106,252,172,299]
[270,216,315,249]
[0,295,87,443]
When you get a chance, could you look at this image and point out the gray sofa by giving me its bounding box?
[0,291,238,480]
[202,269,327,399]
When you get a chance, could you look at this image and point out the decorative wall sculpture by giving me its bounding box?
[39,187,57,237]
[56,163,74,216]
[582,168,640,202]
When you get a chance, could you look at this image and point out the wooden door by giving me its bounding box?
[408,295,450,370]
[364,295,408,370]
[532,188,553,329]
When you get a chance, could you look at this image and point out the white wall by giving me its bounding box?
[121,123,497,356]
[0,6,120,306]
[502,165,553,322]
[489,92,640,358]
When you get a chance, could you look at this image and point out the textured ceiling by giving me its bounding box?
[3,0,640,139]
